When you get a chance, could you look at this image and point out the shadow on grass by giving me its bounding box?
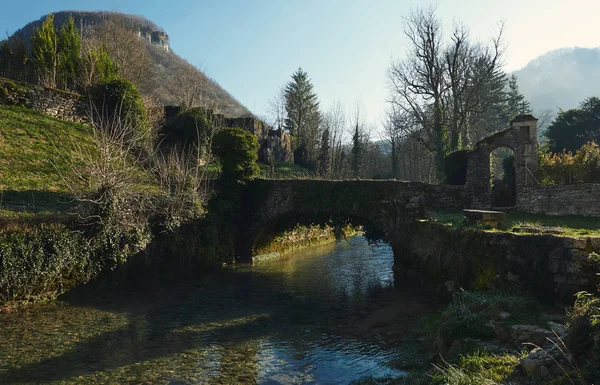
[0,190,74,214]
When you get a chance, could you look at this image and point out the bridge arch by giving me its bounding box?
[236,180,468,263]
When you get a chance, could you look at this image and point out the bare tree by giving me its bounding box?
[444,22,505,148]
[388,6,446,177]
[383,106,413,179]
[323,101,346,178]
[175,60,209,110]
[388,6,506,179]
[94,19,154,92]
[62,107,150,227]
[268,86,286,131]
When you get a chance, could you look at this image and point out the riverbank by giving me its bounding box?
[252,223,360,262]
[353,288,598,385]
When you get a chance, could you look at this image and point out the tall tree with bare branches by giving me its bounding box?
[388,6,506,178]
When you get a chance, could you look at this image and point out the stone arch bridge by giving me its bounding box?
[235,115,540,263]
[236,180,467,262]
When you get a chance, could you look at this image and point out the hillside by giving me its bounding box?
[0,105,93,213]
[9,11,252,118]
[514,47,600,113]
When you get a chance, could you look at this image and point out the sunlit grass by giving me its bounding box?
[259,161,315,179]
[428,209,600,238]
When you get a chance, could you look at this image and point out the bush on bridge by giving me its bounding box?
[444,150,469,185]
[213,127,260,185]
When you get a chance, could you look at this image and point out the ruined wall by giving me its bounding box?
[519,184,600,216]
[0,78,89,123]
[396,221,600,301]
[466,115,539,209]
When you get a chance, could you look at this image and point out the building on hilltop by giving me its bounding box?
[139,29,169,51]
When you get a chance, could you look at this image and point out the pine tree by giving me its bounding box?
[31,14,58,88]
[351,124,362,177]
[284,68,321,161]
[506,75,531,119]
[58,16,81,89]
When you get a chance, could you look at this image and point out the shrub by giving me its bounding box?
[213,127,260,184]
[89,78,149,140]
[0,224,93,303]
[445,150,469,185]
[159,107,212,152]
[539,141,600,184]
[0,221,152,305]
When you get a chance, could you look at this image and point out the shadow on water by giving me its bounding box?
[0,237,437,384]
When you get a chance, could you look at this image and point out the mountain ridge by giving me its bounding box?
[8,11,253,118]
[513,46,600,114]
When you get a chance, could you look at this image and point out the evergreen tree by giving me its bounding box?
[506,75,531,119]
[545,96,600,153]
[351,123,362,177]
[284,68,321,163]
[58,16,81,89]
[317,128,330,177]
[31,14,59,88]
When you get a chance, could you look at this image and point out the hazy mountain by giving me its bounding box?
[513,47,600,114]
[10,11,252,118]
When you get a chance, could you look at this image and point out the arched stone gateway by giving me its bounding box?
[236,180,468,263]
[466,115,539,209]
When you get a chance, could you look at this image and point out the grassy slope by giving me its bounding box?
[0,106,94,214]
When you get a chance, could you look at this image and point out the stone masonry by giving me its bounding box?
[0,78,89,123]
[466,114,539,209]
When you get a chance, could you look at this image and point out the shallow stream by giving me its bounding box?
[0,237,435,384]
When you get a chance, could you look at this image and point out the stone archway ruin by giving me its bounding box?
[465,115,539,208]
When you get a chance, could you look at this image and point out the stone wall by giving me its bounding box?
[0,78,89,123]
[519,184,600,216]
[237,179,468,262]
[466,115,539,208]
[396,220,600,301]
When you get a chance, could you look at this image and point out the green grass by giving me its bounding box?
[259,161,315,179]
[0,105,94,193]
[429,209,600,238]
[0,106,97,215]
[430,351,522,385]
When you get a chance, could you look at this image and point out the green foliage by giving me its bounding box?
[0,224,92,303]
[545,96,600,153]
[506,74,531,120]
[490,154,516,207]
[213,128,260,184]
[424,290,543,350]
[89,78,149,138]
[29,14,82,90]
[160,108,212,151]
[566,291,600,382]
[0,221,153,305]
[539,141,600,184]
[431,351,520,385]
[284,67,321,163]
[57,16,81,89]
[0,35,32,79]
[30,14,58,87]
[444,150,469,185]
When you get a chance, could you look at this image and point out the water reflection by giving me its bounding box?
[0,237,433,384]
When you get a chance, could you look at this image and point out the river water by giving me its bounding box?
[0,237,435,384]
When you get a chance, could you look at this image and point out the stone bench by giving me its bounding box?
[463,209,505,228]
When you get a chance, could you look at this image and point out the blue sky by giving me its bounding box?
[2,0,599,128]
